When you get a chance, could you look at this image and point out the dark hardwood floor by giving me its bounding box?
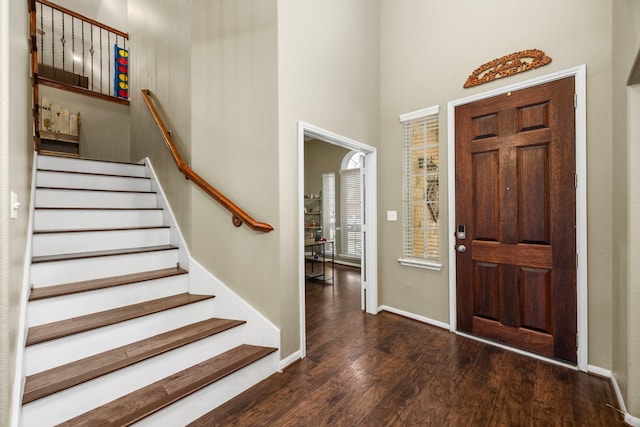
[190,264,626,426]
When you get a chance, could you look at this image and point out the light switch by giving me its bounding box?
[387,210,397,221]
[10,191,20,219]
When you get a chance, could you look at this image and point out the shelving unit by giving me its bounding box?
[304,195,322,241]
[304,240,334,285]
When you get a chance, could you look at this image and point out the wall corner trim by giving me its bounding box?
[279,351,301,372]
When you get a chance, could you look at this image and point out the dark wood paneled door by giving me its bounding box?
[455,77,577,363]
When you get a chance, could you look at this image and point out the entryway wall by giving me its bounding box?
[378,0,613,372]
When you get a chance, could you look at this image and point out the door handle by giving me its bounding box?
[457,244,467,253]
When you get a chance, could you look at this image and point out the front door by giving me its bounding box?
[455,77,577,363]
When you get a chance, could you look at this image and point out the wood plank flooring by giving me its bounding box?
[191,264,627,426]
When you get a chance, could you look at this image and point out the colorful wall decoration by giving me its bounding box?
[114,45,129,99]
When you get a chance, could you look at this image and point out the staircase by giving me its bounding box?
[19,154,278,426]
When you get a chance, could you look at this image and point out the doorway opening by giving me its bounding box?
[297,122,378,359]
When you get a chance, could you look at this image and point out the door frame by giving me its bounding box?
[297,121,379,359]
[447,65,588,371]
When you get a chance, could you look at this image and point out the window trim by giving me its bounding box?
[398,257,443,271]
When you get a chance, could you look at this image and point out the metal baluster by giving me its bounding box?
[60,12,65,71]
[82,21,85,78]
[99,28,103,94]
[71,15,75,74]
[90,24,94,91]
[50,6,54,70]
[108,33,111,96]
[39,2,43,67]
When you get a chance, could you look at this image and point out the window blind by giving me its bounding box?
[401,107,440,261]
[340,168,362,258]
[322,172,336,247]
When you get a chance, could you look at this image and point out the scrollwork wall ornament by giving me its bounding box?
[464,49,552,88]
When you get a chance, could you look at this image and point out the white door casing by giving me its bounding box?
[297,121,378,359]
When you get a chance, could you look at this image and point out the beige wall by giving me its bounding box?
[612,0,640,416]
[189,0,282,346]
[380,0,614,368]
[128,0,192,245]
[53,0,128,32]
[40,86,130,162]
[1,0,32,423]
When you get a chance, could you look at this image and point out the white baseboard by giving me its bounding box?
[588,364,640,426]
[279,350,301,372]
[378,305,449,330]
[334,259,361,268]
[10,152,38,427]
[627,412,640,426]
[143,158,190,269]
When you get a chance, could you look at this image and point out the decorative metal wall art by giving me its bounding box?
[464,49,552,88]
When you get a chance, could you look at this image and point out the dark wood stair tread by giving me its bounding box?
[23,318,246,404]
[29,267,188,301]
[26,293,214,346]
[31,244,178,264]
[58,344,277,427]
[33,225,171,235]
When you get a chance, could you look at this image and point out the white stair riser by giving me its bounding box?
[35,188,157,209]
[21,328,245,427]
[31,249,179,286]
[138,353,278,427]
[37,171,151,192]
[32,228,171,257]
[24,299,216,375]
[34,209,164,231]
[27,275,189,327]
[38,156,146,177]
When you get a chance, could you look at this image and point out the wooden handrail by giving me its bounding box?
[140,89,274,233]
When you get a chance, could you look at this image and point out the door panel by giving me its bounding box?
[472,152,499,241]
[455,77,577,363]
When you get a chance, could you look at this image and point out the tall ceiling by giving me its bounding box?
[54,0,101,19]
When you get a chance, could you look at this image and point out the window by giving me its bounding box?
[399,106,441,269]
[322,172,336,243]
[340,151,363,259]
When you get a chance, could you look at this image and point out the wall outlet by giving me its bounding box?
[387,210,397,221]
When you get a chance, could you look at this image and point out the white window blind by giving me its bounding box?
[322,172,336,244]
[340,168,362,258]
[401,106,440,262]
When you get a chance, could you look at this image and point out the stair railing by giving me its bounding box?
[30,0,129,101]
[140,89,274,233]
[29,0,130,151]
